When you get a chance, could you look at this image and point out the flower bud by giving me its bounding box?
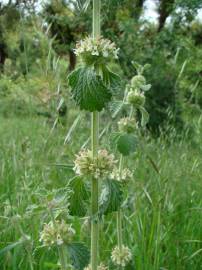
[131,75,146,89]
[127,90,145,108]
[111,245,132,267]
[118,117,137,133]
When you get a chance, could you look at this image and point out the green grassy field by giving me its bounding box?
[0,115,202,270]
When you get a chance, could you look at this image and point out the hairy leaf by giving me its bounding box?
[139,106,149,126]
[102,67,122,94]
[68,67,112,112]
[117,133,137,156]
[108,100,124,118]
[68,176,89,217]
[99,179,123,215]
[68,242,90,270]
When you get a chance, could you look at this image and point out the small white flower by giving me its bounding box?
[103,50,109,57]
[92,50,99,56]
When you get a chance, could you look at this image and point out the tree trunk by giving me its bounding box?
[158,0,175,32]
[69,49,76,71]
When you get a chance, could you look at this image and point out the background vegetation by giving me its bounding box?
[0,0,202,269]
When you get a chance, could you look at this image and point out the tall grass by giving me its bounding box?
[0,115,201,269]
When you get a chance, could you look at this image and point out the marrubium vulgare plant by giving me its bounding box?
[68,0,120,269]
[40,1,152,269]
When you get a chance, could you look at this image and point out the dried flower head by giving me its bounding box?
[127,90,145,108]
[74,149,117,179]
[74,36,119,65]
[118,117,137,133]
[111,245,132,267]
[84,263,108,270]
[40,220,75,246]
[110,167,133,183]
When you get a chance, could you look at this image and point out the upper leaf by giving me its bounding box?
[68,67,112,112]
[117,133,137,156]
[110,132,137,156]
[68,176,90,217]
[99,179,123,215]
[139,106,149,126]
[102,67,122,94]
[68,242,90,270]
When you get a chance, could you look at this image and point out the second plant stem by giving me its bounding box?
[91,111,99,270]
[117,155,124,252]
[49,210,68,270]
[91,1,101,270]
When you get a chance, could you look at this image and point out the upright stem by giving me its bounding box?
[49,210,68,270]
[91,1,101,270]
[117,155,124,251]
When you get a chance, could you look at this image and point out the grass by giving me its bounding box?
[0,115,202,269]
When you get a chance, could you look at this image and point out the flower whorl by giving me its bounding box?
[118,117,137,133]
[74,149,117,179]
[40,220,75,246]
[74,36,119,67]
[111,245,132,267]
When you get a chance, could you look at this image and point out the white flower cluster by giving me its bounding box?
[110,168,133,184]
[74,36,119,61]
[84,263,108,270]
[111,245,132,267]
[74,149,117,179]
[118,117,137,133]
[40,220,75,247]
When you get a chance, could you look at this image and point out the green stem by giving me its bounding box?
[49,210,68,270]
[116,155,124,270]
[58,245,68,270]
[117,209,122,250]
[117,155,124,251]
[91,2,101,269]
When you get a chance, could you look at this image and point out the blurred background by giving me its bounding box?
[0,0,202,133]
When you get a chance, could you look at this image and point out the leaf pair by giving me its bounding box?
[99,179,123,215]
[68,176,123,216]
[68,67,121,112]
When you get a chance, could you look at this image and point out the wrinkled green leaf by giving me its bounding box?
[68,176,89,217]
[108,101,124,118]
[99,179,123,215]
[68,242,90,270]
[139,106,149,126]
[68,67,112,112]
[117,133,136,156]
[102,67,122,94]
[110,132,122,149]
